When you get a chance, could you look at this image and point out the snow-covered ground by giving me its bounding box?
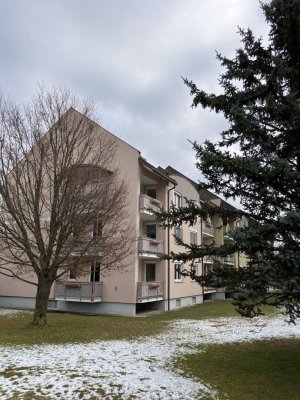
[0,309,31,317]
[0,313,299,399]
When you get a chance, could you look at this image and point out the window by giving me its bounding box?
[90,262,101,282]
[190,230,197,245]
[146,263,156,282]
[174,226,183,241]
[190,262,198,280]
[145,224,156,239]
[174,262,182,282]
[92,221,102,238]
[174,192,182,208]
[146,187,156,199]
[68,266,77,280]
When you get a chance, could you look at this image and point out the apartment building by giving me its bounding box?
[163,166,247,300]
[0,109,241,315]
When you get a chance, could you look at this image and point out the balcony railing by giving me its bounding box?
[55,281,103,302]
[139,194,163,214]
[203,255,214,264]
[223,226,234,240]
[202,221,215,237]
[204,287,216,293]
[62,239,102,258]
[137,281,164,302]
[138,237,164,256]
[224,255,235,264]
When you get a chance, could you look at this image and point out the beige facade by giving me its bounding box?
[0,110,246,315]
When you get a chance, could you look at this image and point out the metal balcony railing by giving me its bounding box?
[55,281,103,302]
[224,255,235,264]
[202,221,215,237]
[203,255,214,263]
[137,281,164,302]
[139,194,163,214]
[62,238,102,258]
[138,237,164,255]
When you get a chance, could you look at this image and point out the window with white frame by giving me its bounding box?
[174,262,183,282]
[174,226,183,241]
[174,192,182,208]
[190,230,197,245]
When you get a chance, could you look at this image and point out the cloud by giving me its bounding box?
[0,0,269,201]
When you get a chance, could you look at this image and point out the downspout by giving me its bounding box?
[167,182,176,311]
[200,216,205,303]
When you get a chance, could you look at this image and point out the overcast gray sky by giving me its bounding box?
[0,0,269,190]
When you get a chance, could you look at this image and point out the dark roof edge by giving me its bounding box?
[163,165,238,210]
[139,158,177,185]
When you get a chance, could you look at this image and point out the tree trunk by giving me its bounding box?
[30,276,53,327]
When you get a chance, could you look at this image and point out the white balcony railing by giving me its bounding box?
[138,237,164,256]
[204,287,216,293]
[139,194,163,214]
[203,255,214,264]
[55,281,103,302]
[137,281,164,302]
[224,255,235,264]
[202,221,215,237]
[62,239,103,258]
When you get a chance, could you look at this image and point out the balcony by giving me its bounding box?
[55,281,103,302]
[138,237,164,258]
[202,221,215,237]
[204,287,216,293]
[137,281,164,303]
[139,194,163,220]
[224,255,235,265]
[203,255,214,264]
[223,226,234,241]
[62,240,102,259]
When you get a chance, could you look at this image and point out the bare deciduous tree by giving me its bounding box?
[0,86,135,327]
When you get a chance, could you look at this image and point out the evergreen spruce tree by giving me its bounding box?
[157,0,300,321]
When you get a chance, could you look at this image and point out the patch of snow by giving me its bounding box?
[168,314,300,346]
[0,309,31,317]
[0,314,299,399]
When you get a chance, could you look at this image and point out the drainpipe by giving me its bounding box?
[167,182,176,311]
[200,216,205,303]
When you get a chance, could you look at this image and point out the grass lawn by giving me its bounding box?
[0,300,276,346]
[174,338,300,400]
[0,301,299,399]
